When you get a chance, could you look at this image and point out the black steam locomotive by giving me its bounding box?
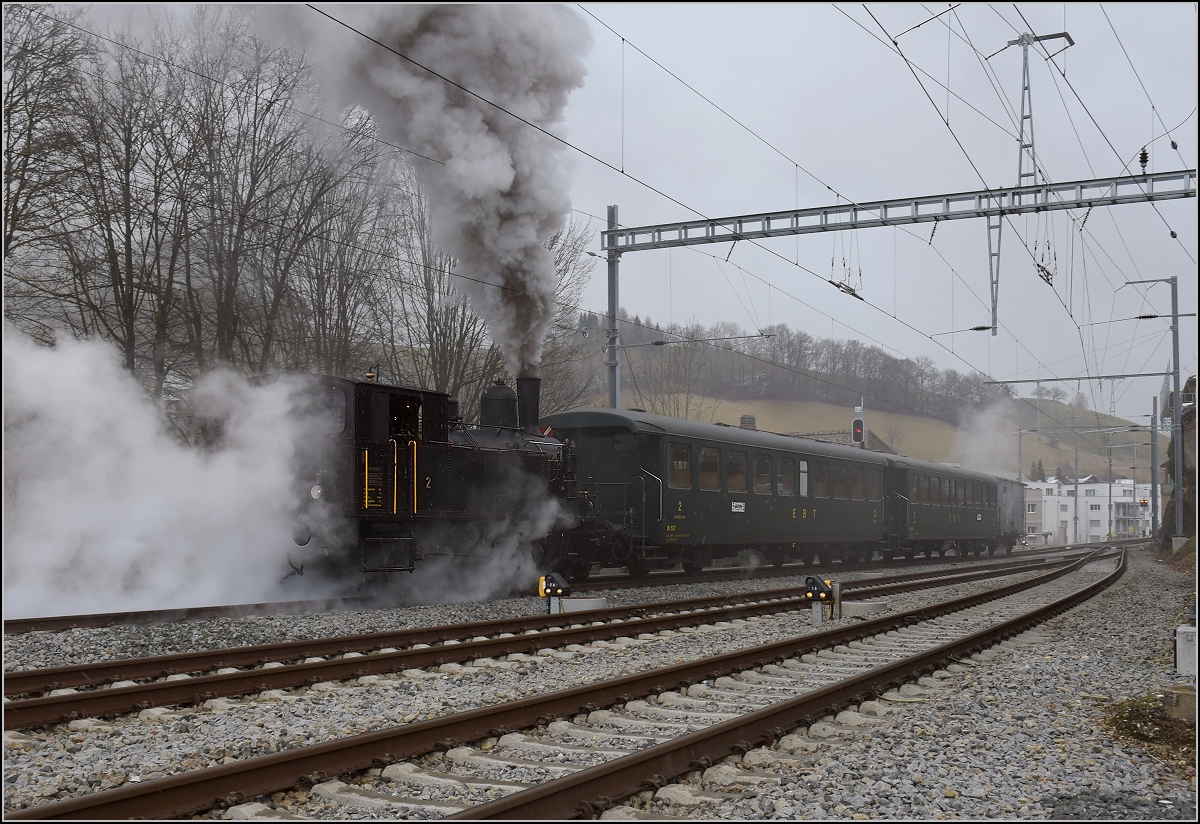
[289,373,574,582]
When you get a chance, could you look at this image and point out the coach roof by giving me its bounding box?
[541,408,893,465]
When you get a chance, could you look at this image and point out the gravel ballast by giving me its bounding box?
[3,551,1194,819]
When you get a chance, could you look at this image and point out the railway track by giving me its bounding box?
[3,553,1099,730]
[5,549,1124,819]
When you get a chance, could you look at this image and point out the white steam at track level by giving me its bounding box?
[1,327,342,618]
[264,5,592,376]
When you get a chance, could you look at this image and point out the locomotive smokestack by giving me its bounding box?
[516,369,541,435]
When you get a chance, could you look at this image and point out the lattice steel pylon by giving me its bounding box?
[988,31,1075,335]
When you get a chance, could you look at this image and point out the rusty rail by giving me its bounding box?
[460,550,1128,819]
[3,556,1075,728]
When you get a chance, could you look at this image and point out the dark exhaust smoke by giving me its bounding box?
[517,372,540,435]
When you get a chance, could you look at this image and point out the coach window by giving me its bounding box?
[778,457,796,496]
[866,467,881,501]
[754,455,772,494]
[699,447,721,491]
[798,460,809,496]
[831,464,848,499]
[966,483,974,505]
[920,474,930,504]
[728,450,748,493]
[668,443,692,489]
[849,466,865,500]
[812,461,828,498]
[931,476,940,504]
[941,478,950,505]
[957,480,965,505]
[909,473,919,502]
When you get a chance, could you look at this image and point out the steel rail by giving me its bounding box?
[6,551,1105,820]
[458,551,1128,819]
[2,557,1074,727]
[3,553,1064,698]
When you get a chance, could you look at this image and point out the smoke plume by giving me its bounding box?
[262,5,592,375]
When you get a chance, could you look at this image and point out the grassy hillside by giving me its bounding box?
[578,394,1167,483]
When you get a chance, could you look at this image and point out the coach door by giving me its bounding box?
[883,463,909,539]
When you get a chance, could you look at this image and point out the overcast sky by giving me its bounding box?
[558,3,1197,423]
[73,4,1198,423]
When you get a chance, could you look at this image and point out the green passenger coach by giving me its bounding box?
[540,408,1021,580]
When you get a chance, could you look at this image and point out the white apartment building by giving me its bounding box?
[1022,477,1163,545]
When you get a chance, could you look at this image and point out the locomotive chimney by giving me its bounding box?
[516,368,541,435]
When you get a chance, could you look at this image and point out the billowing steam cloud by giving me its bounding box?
[952,399,1018,477]
[1,327,339,618]
[264,5,592,375]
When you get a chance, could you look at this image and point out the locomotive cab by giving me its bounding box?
[290,373,576,586]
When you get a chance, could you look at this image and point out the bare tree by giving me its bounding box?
[286,134,397,380]
[379,163,504,421]
[2,4,91,260]
[626,321,719,421]
[537,215,598,414]
[182,8,312,371]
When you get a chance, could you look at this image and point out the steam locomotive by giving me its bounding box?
[289,374,1025,586]
[288,372,575,583]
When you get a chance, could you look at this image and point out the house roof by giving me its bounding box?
[783,429,897,455]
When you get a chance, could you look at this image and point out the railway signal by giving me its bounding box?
[852,418,865,444]
[539,572,571,614]
[805,576,833,600]
[806,576,835,626]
